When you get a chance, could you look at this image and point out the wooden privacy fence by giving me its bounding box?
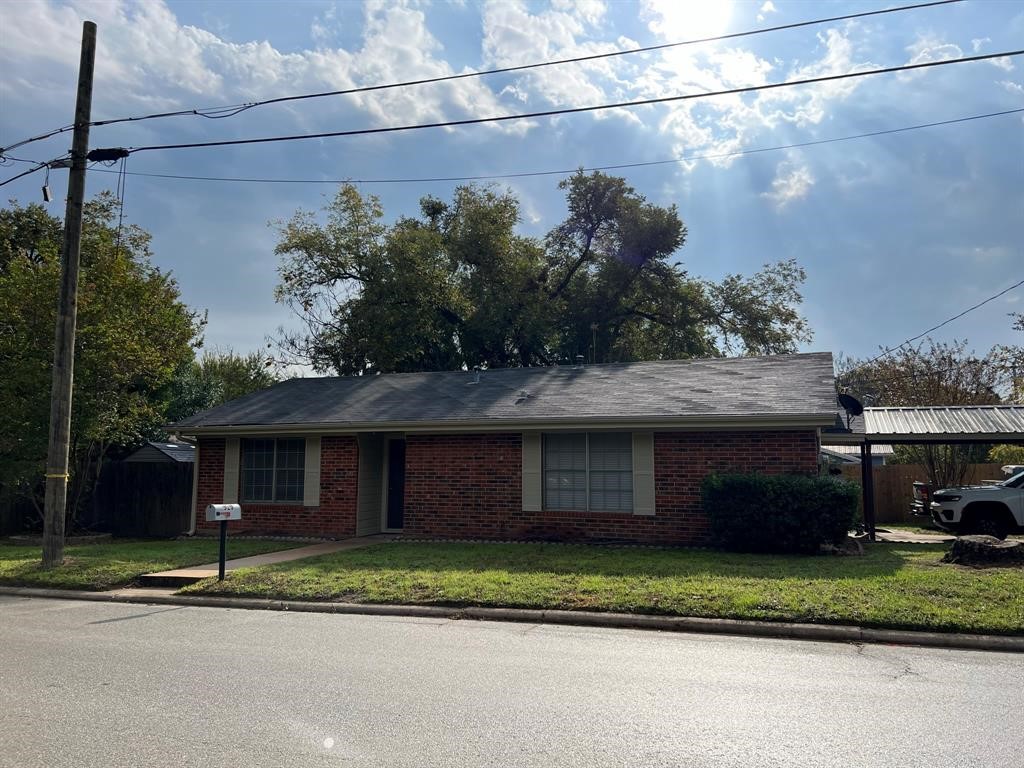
[0,492,36,535]
[839,463,1006,524]
[91,462,194,537]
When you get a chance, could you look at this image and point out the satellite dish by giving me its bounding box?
[837,393,864,416]
[837,392,864,430]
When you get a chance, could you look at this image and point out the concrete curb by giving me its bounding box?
[2,585,1021,653]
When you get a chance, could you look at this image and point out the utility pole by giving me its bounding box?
[41,21,97,569]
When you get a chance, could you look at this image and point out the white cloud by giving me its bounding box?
[971,37,991,53]
[551,0,606,27]
[991,56,1015,72]
[762,158,814,209]
[755,28,872,127]
[480,0,628,118]
[757,1,777,23]
[902,35,963,80]
[0,0,527,139]
[999,80,1024,95]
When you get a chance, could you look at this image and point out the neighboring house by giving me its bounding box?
[124,440,196,464]
[171,352,836,545]
[819,444,893,467]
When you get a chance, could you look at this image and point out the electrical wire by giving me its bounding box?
[117,50,1023,156]
[113,155,128,255]
[0,0,966,155]
[0,162,51,188]
[77,108,1023,186]
[846,278,1024,374]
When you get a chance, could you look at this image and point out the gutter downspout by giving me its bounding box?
[186,440,199,536]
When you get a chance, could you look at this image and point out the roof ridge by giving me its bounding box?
[285,351,834,382]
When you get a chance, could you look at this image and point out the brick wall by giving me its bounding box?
[652,431,820,543]
[195,429,819,544]
[403,434,522,539]
[403,430,819,545]
[194,437,225,534]
[194,436,358,538]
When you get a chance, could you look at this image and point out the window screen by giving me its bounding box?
[588,433,633,511]
[543,433,632,512]
[543,433,587,510]
[242,439,275,502]
[274,439,305,502]
[242,438,305,503]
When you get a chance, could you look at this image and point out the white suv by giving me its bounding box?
[929,470,1024,539]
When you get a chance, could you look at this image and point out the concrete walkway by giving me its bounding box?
[139,534,396,586]
[875,529,954,544]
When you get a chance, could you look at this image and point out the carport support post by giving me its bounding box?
[861,442,876,541]
[218,520,227,581]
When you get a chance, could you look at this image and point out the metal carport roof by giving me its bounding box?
[822,406,1024,445]
[820,405,1024,541]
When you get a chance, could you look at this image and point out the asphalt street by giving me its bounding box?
[1,595,1021,768]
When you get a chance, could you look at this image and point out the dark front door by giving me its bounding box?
[386,439,406,529]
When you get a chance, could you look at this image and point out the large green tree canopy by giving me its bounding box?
[274,172,812,375]
[164,349,284,424]
[0,195,204,517]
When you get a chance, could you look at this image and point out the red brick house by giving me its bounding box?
[172,353,835,544]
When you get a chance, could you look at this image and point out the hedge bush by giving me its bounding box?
[702,473,860,554]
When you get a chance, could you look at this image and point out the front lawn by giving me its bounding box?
[183,541,1024,635]
[0,538,302,591]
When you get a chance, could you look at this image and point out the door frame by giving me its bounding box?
[381,435,406,532]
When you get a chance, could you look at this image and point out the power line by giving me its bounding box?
[76,108,1023,186]
[117,50,1023,156]
[7,105,1020,190]
[0,162,52,188]
[0,153,70,188]
[0,0,964,156]
[849,277,1024,373]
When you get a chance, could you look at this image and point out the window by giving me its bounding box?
[543,433,632,512]
[242,438,305,503]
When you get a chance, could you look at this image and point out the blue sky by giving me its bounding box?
[1,0,1021,368]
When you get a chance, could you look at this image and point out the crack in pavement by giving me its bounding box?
[854,643,922,682]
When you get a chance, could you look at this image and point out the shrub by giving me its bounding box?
[988,444,1024,465]
[702,473,860,555]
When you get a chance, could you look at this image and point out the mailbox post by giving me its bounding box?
[205,504,241,580]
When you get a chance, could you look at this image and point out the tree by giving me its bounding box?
[165,349,283,424]
[0,196,204,529]
[273,172,812,374]
[836,339,1010,488]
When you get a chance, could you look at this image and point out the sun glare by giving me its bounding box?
[648,0,734,41]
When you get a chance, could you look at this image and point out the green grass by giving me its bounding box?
[0,538,303,591]
[183,541,1024,635]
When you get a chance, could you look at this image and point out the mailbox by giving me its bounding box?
[206,503,241,522]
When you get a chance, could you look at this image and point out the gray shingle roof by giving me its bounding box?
[171,352,836,432]
[124,441,196,463]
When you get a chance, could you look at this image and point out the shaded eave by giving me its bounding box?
[172,412,835,437]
